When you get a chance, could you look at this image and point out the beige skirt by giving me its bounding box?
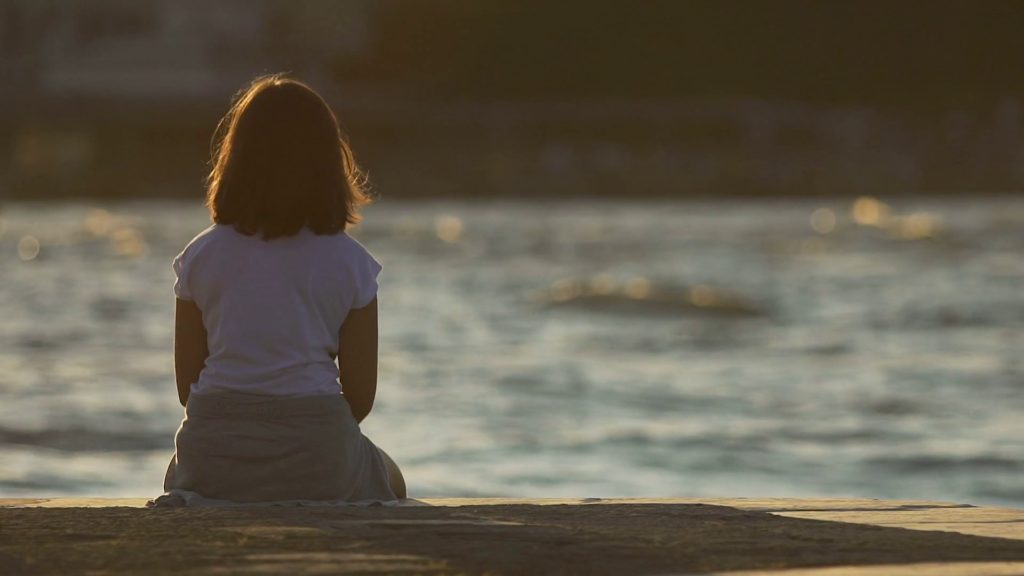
[161,392,395,504]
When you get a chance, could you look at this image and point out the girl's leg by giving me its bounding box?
[378,447,407,498]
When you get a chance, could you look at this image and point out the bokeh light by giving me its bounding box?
[893,213,943,240]
[436,216,463,243]
[85,209,112,236]
[810,208,836,234]
[851,196,891,227]
[18,236,40,261]
[690,285,715,307]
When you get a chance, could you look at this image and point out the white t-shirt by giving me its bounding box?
[172,224,381,397]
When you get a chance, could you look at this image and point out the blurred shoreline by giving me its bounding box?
[5,97,1024,201]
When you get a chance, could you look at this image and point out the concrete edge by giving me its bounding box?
[2,497,1022,542]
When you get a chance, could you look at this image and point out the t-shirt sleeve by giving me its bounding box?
[172,249,194,301]
[352,250,383,309]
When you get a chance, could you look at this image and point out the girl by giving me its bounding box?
[165,75,406,503]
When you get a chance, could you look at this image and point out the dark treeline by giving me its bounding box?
[9,1,1024,198]
[340,0,1024,111]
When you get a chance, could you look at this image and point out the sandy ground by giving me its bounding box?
[1,498,1023,575]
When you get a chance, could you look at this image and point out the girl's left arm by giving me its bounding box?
[174,298,209,407]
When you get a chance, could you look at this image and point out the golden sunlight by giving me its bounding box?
[851,196,891,227]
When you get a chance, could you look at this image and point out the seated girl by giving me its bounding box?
[165,75,406,503]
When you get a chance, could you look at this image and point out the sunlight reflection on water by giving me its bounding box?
[0,197,1022,505]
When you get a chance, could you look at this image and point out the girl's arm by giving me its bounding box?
[174,298,209,407]
[339,297,378,423]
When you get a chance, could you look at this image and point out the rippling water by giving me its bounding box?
[1,198,1023,506]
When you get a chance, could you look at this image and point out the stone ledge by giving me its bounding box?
[5,496,1021,541]
[1,497,1023,575]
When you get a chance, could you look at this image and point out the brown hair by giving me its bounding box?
[206,75,370,239]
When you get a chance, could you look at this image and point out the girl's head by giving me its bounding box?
[206,75,370,239]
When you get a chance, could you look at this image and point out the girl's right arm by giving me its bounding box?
[339,297,379,423]
[174,298,209,407]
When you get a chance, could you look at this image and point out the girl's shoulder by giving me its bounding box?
[178,226,375,266]
[329,231,371,253]
[188,223,232,246]
[184,223,238,245]
[172,225,233,300]
[175,224,237,264]
[315,231,379,268]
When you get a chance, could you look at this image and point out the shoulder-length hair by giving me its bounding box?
[206,75,370,239]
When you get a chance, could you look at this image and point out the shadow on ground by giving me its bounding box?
[2,503,1024,575]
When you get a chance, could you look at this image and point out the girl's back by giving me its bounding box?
[173,224,380,397]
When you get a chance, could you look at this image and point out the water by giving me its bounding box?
[1,198,1023,506]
